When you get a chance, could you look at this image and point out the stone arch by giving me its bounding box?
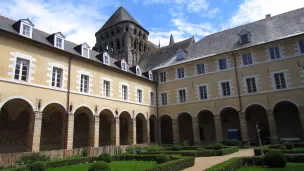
[119,111,133,145]
[73,106,94,148]
[149,114,157,143]
[160,115,173,144]
[0,98,34,153]
[245,104,270,145]
[178,112,194,144]
[220,107,241,140]
[273,101,303,140]
[136,113,147,144]
[0,96,35,111]
[40,103,66,151]
[197,110,216,142]
[99,109,115,146]
[272,99,299,109]
[41,101,66,112]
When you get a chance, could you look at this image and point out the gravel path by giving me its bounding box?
[183,149,254,171]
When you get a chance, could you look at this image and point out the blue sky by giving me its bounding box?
[0,0,304,47]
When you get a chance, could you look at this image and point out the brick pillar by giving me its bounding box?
[93,115,99,147]
[128,118,136,144]
[298,107,304,139]
[146,119,150,144]
[66,113,74,150]
[192,117,200,144]
[239,112,249,144]
[27,111,42,152]
[111,117,120,146]
[172,119,180,144]
[214,114,223,142]
[267,109,279,144]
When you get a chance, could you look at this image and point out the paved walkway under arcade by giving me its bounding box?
[183,149,254,171]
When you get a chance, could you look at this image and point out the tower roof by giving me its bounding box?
[169,34,175,45]
[97,7,146,33]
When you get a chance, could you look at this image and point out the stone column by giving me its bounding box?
[128,118,136,144]
[192,117,200,144]
[154,120,158,144]
[239,112,249,144]
[111,117,120,146]
[157,119,162,144]
[66,113,74,150]
[27,111,42,152]
[267,109,279,144]
[146,119,150,144]
[298,107,304,139]
[172,119,180,144]
[93,115,100,147]
[214,114,223,142]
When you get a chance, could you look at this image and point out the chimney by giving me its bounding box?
[265,14,271,21]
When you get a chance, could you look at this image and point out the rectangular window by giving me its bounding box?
[82,47,89,58]
[177,68,184,78]
[274,73,286,89]
[179,89,186,103]
[199,85,208,100]
[160,72,166,82]
[104,56,109,65]
[22,24,31,37]
[269,47,281,60]
[218,58,227,70]
[196,63,205,74]
[122,85,128,100]
[51,67,63,88]
[14,58,29,81]
[137,89,143,103]
[103,80,110,97]
[246,77,257,93]
[242,53,253,65]
[80,74,89,93]
[55,37,63,49]
[299,40,304,54]
[122,62,127,71]
[221,81,231,97]
[161,93,167,106]
[150,92,155,105]
[241,34,248,43]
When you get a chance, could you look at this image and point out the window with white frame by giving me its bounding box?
[150,92,155,105]
[246,77,257,93]
[55,37,64,49]
[199,85,208,100]
[218,58,227,70]
[82,47,89,58]
[137,89,143,103]
[274,72,286,89]
[299,40,304,54]
[269,47,281,60]
[196,63,205,74]
[179,89,187,103]
[21,23,32,38]
[80,74,89,93]
[177,68,184,78]
[103,80,110,97]
[161,92,168,106]
[242,53,252,65]
[160,72,166,82]
[103,54,110,65]
[122,85,128,100]
[149,71,153,80]
[51,67,63,88]
[136,67,141,76]
[14,58,30,81]
[121,61,127,71]
[221,81,231,97]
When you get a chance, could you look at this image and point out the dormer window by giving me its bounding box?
[121,60,127,71]
[14,19,34,38]
[149,71,153,80]
[176,48,185,61]
[53,32,65,50]
[238,30,251,44]
[241,34,248,43]
[103,53,110,66]
[22,24,31,37]
[136,66,141,76]
[81,43,90,58]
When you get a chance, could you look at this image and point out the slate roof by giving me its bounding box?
[138,37,195,72]
[0,16,152,81]
[154,7,304,70]
[97,7,146,33]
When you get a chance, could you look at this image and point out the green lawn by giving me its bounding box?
[48,161,157,171]
[178,150,197,152]
[237,163,304,171]
[294,147,304,151]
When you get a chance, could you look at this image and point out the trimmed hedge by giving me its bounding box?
[268,143,304,149]
[142,157,194,171]
[254,148,304,155]
[112,154,157,161]
[46,156,98,168]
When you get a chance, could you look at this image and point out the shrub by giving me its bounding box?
[280,146,287,151]
[15,153,50,165]
[114,147,122,155]
[98,153,112,163]
[222,139,241,147]
[46,156,97,168]
[155,153,170,164]
[264,150,286,168]
[197,147,206,151]
[214,143,224,150]
[142,157,194,171]
[126,144,143,154]
[146,144,161,152]
[88,161,111,171]
[283,142,294,150]
[26,161,47,171]
[181,140,189,146]
[81,148,88,157]
[206,157,243,171]
[172,145,182,151]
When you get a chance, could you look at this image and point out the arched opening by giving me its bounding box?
[198,110,216,142]
[125,25,129,32]
[178,113,194,145]
[134,39,138,50]
[116,40,120,50]
[139,42,142,52]
[221,107,241,140]
[144,44,147,52]
[245,104,270,145]
[0,98,34,153]
[40,103,66,151]
[119,111,133,145]
[73,107,94,148]
[99,109,115,146]
[160,115,173,144]
[136,113,147,144]
[110,41,114,52]
[116,27,120,34]
[149,115,157,143]
[274,101,303,140]
[111,30,114,36]
[134,28,137,35]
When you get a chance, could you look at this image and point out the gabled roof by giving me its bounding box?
[97,7,146,33]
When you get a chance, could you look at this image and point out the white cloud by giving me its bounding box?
[223,0,304,29]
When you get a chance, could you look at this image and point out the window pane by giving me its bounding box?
[299,40,304,54]
[219,59,227,70]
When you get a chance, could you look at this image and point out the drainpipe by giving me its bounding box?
[64,56,72,149]
[155,74,160,144]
